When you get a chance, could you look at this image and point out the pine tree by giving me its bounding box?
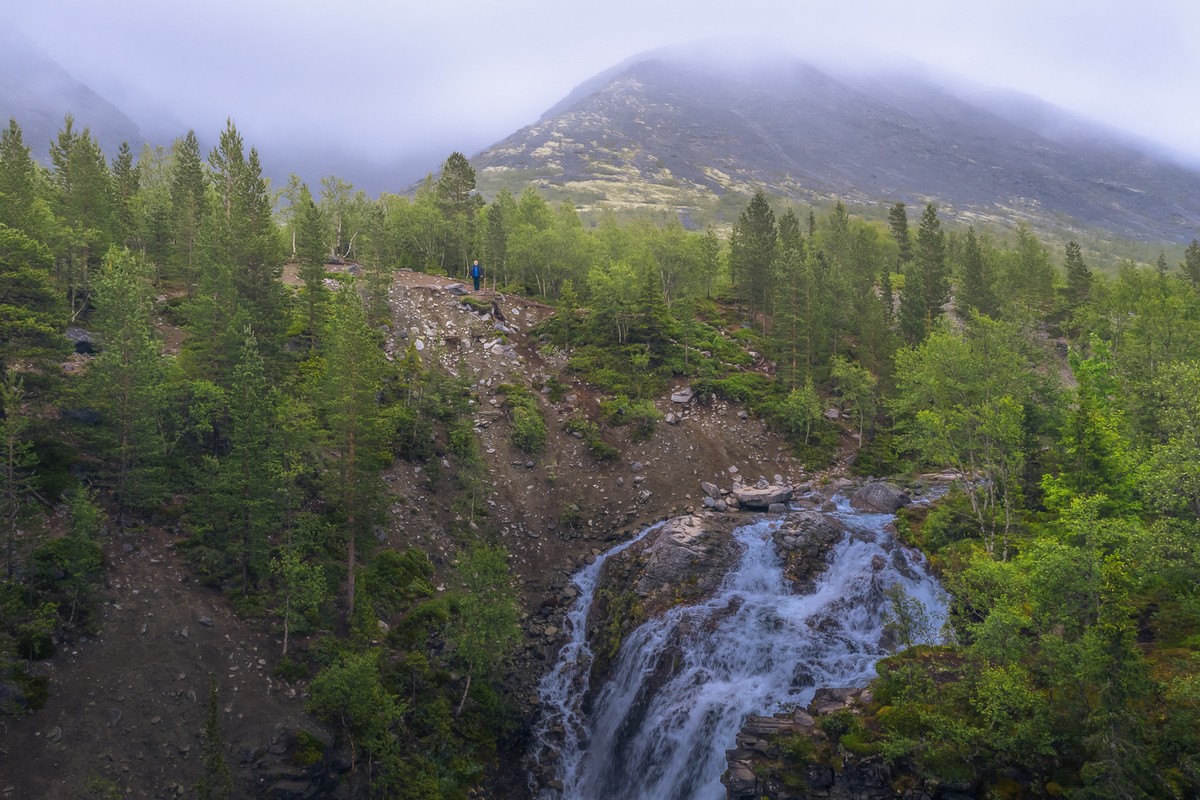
[0,119,45,238]
[436,152,481,277]
[294,183,328,348]
[484,189,513,289]
[1063,240,1092,308]
[49,116,115,320]
[730,190,776,325]
[1,376,38,579]
[111,142,140,250]
[169,131,206,289]
[89,248,171,513]
[320,286,386,622]
[959,226,997,317]
[196,674,233,800]
[0,222,66,388]
[1182,239,1200,288]
[914,202,949,326]
[888,201,911,268]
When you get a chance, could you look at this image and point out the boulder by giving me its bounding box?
[849,481,911,513]
[445,283,469,296]
[732,485,793,509]
[699,481,721,499]
[670,386,695,404]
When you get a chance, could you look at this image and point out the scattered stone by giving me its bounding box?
[737,410,748,419]
[700,481,721,499]
[47,726,62,743]
[197,616,214,627]
[849,481,911,513]
[824,407,840,419]
[727,465,738,474]
[632,475,646,485]
[732,485,794,509]
[671,387,695,404]
[665,412,678,424]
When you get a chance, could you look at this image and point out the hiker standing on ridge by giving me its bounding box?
[471,259,483,292]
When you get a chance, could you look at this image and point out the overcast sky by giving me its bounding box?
[8,0,1200,188]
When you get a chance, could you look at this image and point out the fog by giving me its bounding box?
[5,0,1199,193]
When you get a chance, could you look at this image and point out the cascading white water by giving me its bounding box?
[530,498,948,800]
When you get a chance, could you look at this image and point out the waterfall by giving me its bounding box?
[530,498,948,800]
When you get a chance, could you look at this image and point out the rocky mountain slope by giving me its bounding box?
[474,53,1200,244]
[0,267,817,798]
[0,27,145,161]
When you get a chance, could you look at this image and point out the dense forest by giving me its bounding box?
[2,113,1199,798]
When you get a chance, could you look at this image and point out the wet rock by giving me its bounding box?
[850,481,911,513]
[732,485,793,509]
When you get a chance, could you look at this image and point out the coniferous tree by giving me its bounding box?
[0,224,66,388]
[1182,238,1200,288]
[196,674,233,800]
[320,285,387,622]
[169,131,206,289]
[111,142,140,250]
[1,376,37,578]
[483,188,513,288]
[730,190,776,326]
[959,226,997,317]
[1063,240,1092,308]
[436,152,481,276]
[0,119,48,239]
[89,248,172,513]
[49,116,115,320]
[888,201,911,269]
[295,183,328,348]
[914,202,949,326]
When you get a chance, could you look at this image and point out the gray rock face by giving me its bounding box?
[670,386,695,404]
[849,481,911,513]
[732,485,793,509]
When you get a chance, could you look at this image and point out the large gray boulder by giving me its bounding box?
[849,481,910,513]
[732,485,793,509]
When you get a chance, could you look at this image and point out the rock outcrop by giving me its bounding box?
[849,481,911,513]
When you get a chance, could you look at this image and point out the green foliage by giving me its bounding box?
[598,394,662,441]
[498,384,547,453]
[196,674,233,800]
[564,412,620,461]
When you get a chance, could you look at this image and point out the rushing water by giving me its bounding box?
[530,498,948,800]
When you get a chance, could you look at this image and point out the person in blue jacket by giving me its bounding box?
[471,259,483,291]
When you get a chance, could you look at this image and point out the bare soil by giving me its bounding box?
[0,267,820,799]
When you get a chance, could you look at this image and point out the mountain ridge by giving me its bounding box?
[474,54,1200,244]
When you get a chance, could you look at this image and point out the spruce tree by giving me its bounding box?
[1183,239,1200,288]
[888,201,911,268]
[111,142,140,250]
[320,285,386,622]
[1,376,37,578]
[1063,240,1092,308]
[89,248,171,513]
[294,183,328,347]
[730,190,776,324]
[0,224,66,387]
[959,226,997,317]
[914,202,948,326]
[0,119,44,238]
[169,131,206,289]
[196,674,233,800]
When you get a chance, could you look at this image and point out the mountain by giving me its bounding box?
[473,54,1200,244]
[0,27,145,161]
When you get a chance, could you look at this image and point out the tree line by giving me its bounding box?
[2,109,1200,797]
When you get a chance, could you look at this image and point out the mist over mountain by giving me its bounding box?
[474,52,1200,243]
[0,27,145,160]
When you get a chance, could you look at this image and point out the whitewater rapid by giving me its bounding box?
[530,498,947,800]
